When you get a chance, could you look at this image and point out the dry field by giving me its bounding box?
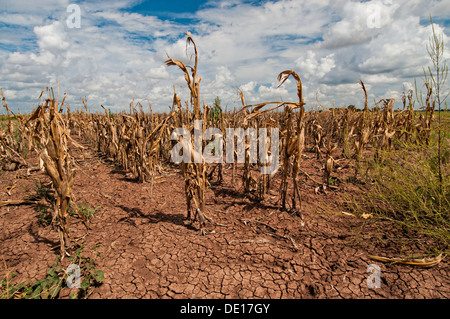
[0,34,449,299]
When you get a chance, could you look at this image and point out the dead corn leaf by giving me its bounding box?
[339,211,355,217]
[368,253,444,268]
[339,211,372,219]
[0,199,38,207]
[5,184,16,196]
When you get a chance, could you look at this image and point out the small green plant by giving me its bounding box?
[0,271,18,299]
[28,179,53,201]
[328,176,338,186]
[73,202,99,221]
[36,204,52,226]
[1,256,65,299]
[70,202,100,227]
[1,245,104,299]
[68,243,104,299]
[28,179,54,226]
[209,96,222,124]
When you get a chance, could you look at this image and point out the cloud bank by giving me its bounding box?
[0,0,449,113]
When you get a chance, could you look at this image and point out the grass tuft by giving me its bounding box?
[348,120,450,248]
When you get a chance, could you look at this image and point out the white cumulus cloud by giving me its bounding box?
[0,0,449,113]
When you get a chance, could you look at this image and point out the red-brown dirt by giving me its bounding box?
[1,136,449,299]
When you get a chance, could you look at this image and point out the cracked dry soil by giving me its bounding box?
[1,138,449,299]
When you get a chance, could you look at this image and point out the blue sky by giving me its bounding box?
[0,0,449,113]
[124,0,209,19]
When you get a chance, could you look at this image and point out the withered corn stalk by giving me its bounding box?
[353,81,372,177]
[165,32,209,234]
[277,71,305,213]
[146,109,178,192]
[0,89,31,170]
[29,87,75,256]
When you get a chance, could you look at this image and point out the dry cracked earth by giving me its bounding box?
[1,137,449,299]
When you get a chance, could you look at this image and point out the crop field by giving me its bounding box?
[0,33,449,300]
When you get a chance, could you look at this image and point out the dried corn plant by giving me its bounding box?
[353,81,372,177]
[0,89,31,170]
[276,71,305,213]
[206,96,225,184]
[340,107,357,159]
[373,98,396,164]
[324,138,337,186]
[216,70,308,210]
[415,82,435,145]
[28,87,75,256]
[100,104,119,161]
[239,91,257,194]
[146,109,178,192]
[165,32,210,234]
